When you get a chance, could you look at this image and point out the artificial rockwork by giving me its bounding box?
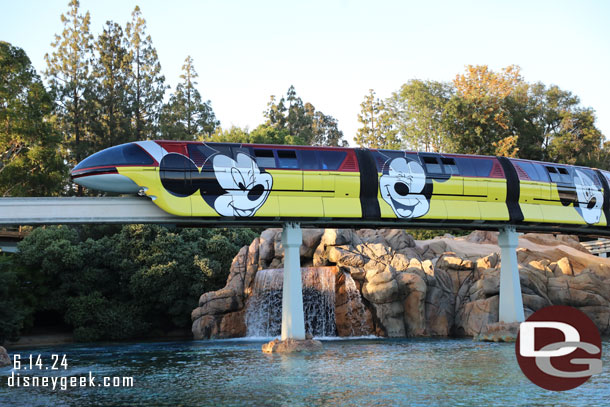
[191,228,610,339]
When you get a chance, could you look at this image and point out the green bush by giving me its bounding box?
[5,224,257,343]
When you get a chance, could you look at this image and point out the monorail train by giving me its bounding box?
[70,140,610,234]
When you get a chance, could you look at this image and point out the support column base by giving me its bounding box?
[474,322,520,343]
[262,338,323,354]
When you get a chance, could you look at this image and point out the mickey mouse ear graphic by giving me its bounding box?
[160,153,199,197]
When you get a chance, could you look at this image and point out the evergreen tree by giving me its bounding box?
[125,6,166,140]
[263,86,347,146]
[90,21,132,150]
[355,89,399,149]
[0,42,66,196]
[160,56,219,140]
[44,0,94,173]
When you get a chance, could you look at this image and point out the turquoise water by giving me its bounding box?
[1,338,609,406]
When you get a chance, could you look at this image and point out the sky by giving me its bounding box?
[2,0,610,145]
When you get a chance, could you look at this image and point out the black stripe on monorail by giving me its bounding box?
[355,149,381,219]
[71,167,118,178]
[595,169,610,223]
[497,156,524,223]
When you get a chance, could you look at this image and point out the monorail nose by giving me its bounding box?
[70,143,154,194]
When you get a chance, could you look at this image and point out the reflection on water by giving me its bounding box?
[1,338,609,406]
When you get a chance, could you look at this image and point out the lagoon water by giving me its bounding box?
[1,338,610,406]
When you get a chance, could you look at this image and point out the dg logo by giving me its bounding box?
[516,305,603,391]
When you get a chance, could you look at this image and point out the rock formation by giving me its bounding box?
[0,346,10,367]
[191,228,610,339]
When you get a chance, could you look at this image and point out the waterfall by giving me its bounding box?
[343,272,370,336]
[246,267,337,337]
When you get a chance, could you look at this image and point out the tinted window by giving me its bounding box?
[299,150,319,170]
[602,170,610,185]
[472,159,493,177]
[422,156,442,174]
[533,163,550,182]
[320,150,346,170]
[557,167,572,183]
[546,166,561,183]
[441,157,459,175]
[277,150,298,169]
[187,144,211,167]
[513,161,546,181]
[374,151,407,172]
[254,149,276,168]
[74,143,153,170]
[454,157,477,176]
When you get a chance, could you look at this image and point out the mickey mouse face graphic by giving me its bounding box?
[159,150,273,217]
[574,169,603,224]
[379,157,429,219]
[211,153,273,217]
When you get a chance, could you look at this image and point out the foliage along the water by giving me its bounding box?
[0,225,257,343]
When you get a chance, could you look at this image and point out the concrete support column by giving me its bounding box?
[281,222,305,340]
[498,226,525,323]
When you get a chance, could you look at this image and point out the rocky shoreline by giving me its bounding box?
[191,229,610,339]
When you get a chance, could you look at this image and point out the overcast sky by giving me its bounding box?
[3,0,610,145]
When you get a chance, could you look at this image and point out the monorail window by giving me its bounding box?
[441,157,459,175]
[277,150,298,169]
[454,157,477,176]
[422,156,442,174]
[546,166,560,183]
[188,144,235,168]
[320,150,347,170]
[73,143,153,170]
[473,159,494,177]
[514,161,547,181]
[299,150,319,170]
[254,149,276,168]
[602,170,610,185]
[557,167,572,184]
[374,151,407,172]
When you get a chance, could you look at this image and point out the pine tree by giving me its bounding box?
[0,42,66,196]
[160,56,219,140]
[263,86,347,146]
[44,0,94,170]
[355,89,400,149]
[90,21,132,150]
[125,6,167,140]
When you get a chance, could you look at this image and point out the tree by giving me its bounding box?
[263,86,347,146]
[125,6,167,140]
[447,65,523,155]
[388,80,453,152]
[160,56,219,140]
[0,42,66,196]
[355,89,399,149]
[12,224,257,342]
[44,0,94,174]
[90,21,133,151]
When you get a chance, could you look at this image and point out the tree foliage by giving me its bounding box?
[125,5,167,140]
[160,56,219,140]
[388,80,453,152]
[383,65,607,168]
[90,21,133,151]
[262,85,347,146]
[44,0,94,168]
[4,225,257,343]
[0,42,66,196]
[355,89,399,149]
